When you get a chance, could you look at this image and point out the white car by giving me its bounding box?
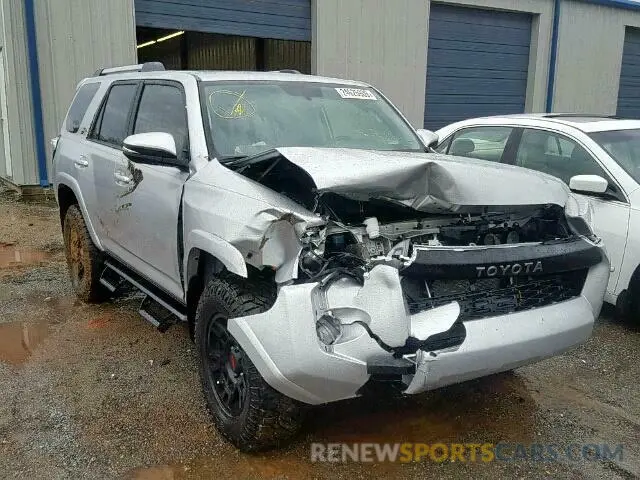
[436,114,640,318]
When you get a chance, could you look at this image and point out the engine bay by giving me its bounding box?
[298,202,574,282]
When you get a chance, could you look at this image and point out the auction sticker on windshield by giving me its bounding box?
[335,88,377,100]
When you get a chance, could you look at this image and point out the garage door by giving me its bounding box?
[424,4,532,130]
[135,0,311,41]
[617,27,640,118]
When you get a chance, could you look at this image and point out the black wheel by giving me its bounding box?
[617,289,640,326]
[62,205,107,303]
[194,274,304,451]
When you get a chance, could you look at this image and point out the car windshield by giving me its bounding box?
[199,81,424,159]
[590,128,640,184]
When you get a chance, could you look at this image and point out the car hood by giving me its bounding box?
[270,147,570,212]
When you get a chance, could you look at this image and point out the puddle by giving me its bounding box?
[126,457,315,480]
[308,372,537,444]
[0,321,49,365]
[123,375,538,480]
[0,243,49,269]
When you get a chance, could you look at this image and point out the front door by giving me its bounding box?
[513,128,630,297]
[96,81,190,300]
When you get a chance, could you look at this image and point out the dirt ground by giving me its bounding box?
[0,185,639,480]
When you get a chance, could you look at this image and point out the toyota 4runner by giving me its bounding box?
[52,63,609,451]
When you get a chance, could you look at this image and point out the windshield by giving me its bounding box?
[200,81,424,158]
[590,128,640,184]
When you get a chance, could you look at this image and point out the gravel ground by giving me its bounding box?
[0,185,639,479]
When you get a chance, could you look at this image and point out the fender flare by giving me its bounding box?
[185,230,248,282]
[55,172,104,250]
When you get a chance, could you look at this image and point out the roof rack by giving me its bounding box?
[94,62,165,76]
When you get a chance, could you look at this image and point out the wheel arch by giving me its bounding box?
[184,231,249,329]
[57,183,77,226]
[55,174,103,250]
[184,233,279,333]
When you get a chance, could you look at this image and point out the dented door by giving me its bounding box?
[105,81,190,300]
[109,161,188,299]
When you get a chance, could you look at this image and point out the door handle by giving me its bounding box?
[74,156,89,168]
[114,172,133,184]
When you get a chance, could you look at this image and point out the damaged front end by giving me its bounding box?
[221,148,607,404]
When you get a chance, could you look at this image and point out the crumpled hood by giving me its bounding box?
[274,147,570,212]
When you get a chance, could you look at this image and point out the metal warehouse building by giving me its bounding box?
[2,0,640,190]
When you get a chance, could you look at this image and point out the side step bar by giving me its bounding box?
[100,260,187,332]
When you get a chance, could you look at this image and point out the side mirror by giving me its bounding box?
[569,174,608,194]
[415,129,439,149]
[123,132,186,168]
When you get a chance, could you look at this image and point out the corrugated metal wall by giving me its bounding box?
[424,4,532,129]
[135,0,311,41]
[617,27,640,118]
[313,0,430,128]
[188,33,257,70]
[265,39,311,73]
[0,10,6,181]
[141,31,312,73]
[1,0,37,185]
[34,0,137,183]
[554,0,640,114]
[138,36,182,70]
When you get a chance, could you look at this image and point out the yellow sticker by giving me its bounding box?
[209,90,256,119]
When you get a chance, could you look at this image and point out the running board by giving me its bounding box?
[101,260,187,332]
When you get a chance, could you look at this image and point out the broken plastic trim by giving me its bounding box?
[312,267,464,357]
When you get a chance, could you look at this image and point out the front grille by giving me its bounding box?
[404,270,588,321]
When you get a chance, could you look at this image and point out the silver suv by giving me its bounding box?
[53,63,609,451]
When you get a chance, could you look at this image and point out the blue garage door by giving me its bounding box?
[424,4,532,130]
[135,0,311,41]
[617,27,640,118]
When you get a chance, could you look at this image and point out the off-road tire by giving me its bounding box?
[62,205,107,303]
[194,274,304,451]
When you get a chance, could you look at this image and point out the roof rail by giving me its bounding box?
[94,62,165,76]
[271,69,301,74]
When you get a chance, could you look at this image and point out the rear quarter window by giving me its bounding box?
[65,83,100,133]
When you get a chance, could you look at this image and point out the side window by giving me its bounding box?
[65,83,100,133]
[133,84,188,159]
[515,129,607,185]
[90,83,138,147]
[446,126,514,163]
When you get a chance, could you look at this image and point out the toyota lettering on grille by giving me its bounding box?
[476,261,543,278]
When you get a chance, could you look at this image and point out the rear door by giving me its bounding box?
[54,81,103,233]
[86,81,140,255]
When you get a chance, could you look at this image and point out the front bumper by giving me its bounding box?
[228,242,609,405]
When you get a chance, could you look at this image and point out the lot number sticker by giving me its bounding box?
[335,88,377,100]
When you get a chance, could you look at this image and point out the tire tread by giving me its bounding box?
[194,273,303,451]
